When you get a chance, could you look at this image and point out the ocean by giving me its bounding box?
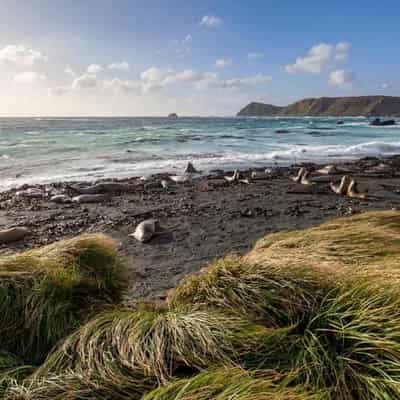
[1,116,400,190]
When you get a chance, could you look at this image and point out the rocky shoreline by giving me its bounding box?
[2,155,400,299]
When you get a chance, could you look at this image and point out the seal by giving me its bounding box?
[330,175,351,195]
[130,219,160,242]
[0,227,30,244]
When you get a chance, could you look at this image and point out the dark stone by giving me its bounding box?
[369,118,396,126]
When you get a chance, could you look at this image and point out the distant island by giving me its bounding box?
[237,96,400,117]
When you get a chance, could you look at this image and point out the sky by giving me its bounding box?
[0,0,399,116]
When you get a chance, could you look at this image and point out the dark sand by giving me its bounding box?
[2,155,400,300]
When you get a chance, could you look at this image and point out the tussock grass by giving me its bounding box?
[168,257,330,327]
[0,234,127,364]
[4,210,400,399]
[33,305,267,384]
[143,366,321,400]
[287,283,400,399]
[247,210,400,276]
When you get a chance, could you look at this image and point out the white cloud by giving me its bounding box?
[140,67,165,82]
[104,78,141,93]
[87,64,103,74]
[215,58,232,68]
[381,83,389,89]
[65,66,76,78]
[329,69,354,86]
[108,62,129,71]
[0,44,47,66]
[49,86,71,96]
[200,15,223,28]
[13,71,46,84]
[247,52,264,60]
[72,74,98,90]
[285,42,351,74]
[139,67,271,91]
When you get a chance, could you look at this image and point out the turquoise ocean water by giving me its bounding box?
[0,116,400,190]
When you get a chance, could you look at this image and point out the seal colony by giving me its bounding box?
[1,157,400,299]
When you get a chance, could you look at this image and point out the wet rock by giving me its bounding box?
[0,227,30,244]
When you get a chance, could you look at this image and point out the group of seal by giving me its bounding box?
[290,166,368,200]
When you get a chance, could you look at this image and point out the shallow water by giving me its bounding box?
[0,116,399,189]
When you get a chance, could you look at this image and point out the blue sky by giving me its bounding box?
[0,0,398,116]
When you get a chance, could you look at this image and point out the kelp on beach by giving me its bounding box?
[2,211,400,399]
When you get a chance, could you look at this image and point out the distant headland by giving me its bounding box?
[237,96,400,117]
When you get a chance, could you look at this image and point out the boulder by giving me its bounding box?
[369,118,396,126]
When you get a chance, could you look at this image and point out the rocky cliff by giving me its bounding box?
[237,96,400,117]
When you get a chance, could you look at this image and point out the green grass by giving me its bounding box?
[0,234,127,364]
[143,367,322,400]
[3,211,400,399]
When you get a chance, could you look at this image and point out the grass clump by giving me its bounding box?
[143,366,321,400]
[33,304,266,384]
[0,234,127,364]
[168,257,329,327]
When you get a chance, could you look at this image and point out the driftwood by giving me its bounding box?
[347,179,368,200]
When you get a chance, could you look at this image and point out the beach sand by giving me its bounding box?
[1,155,400,300]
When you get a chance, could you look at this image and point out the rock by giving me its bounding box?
[240,208,254,217]
[15,188,44,198]
[72,194,109,204]
[130,219,160,242]
[275,129,290,134]
[369,118,396,126]
[70,182,133,194]
[184,162,198,174]
[0,227,30,244]
[168,113,178,119]
[50,194,72,204]
[337,120,344,125]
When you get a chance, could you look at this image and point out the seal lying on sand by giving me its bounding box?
[224,170,250,184]
[0,227,30,244]
[317,165,339,175]
[290,167,305,183]
[130,219,161,242]
[300,170,315,185]
[184,162,198,174]
[72,194,109,204]
[70,182,134,195]
[330,175,352,195]
[347,179,368,200]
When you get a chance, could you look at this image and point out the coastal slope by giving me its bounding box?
[237,96,400,117]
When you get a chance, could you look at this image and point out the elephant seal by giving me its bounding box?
[130,219,160,242]
[290,167,305,183]
[224,170,241,183]
[330,175,351,195]
[0,227,30,244]
[72,194,109,204]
